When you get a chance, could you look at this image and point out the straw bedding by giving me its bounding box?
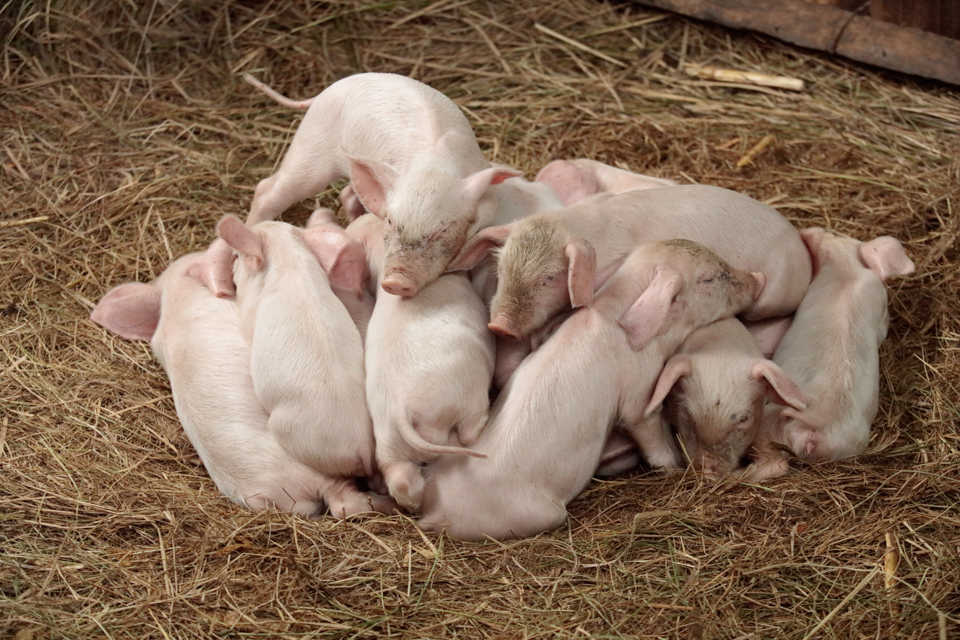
[1,0,957,637]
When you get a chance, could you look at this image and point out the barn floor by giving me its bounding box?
[1,1,958,638]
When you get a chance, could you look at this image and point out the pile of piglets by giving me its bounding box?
[91,72,915,541]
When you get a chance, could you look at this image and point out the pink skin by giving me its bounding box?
[650,318,813,478]
[347,214,495,512]
[740,228,915,482]
[418,240,762,541]
[535,158,677,206]
[304,208,374,340]
[742,315,794,359]
[89,252,396,517]
[217,217,376,482]
[448,185,811,341]
[240,73,520,298]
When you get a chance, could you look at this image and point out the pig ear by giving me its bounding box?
[858,236,915,282]
[617,267,683,351]
[217,215,264,271]
[565,241,596,308]
[338,184,367,221]
[750,360,814,411]
[301,227,368,294]
[446,225,512,271]
[644,355,692,418]
[90,282,161,341]
[799,227,825,277]
[186,238,236,298]
[347,156,398,220]
[461,166,524,207]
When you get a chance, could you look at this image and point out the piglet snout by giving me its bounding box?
[382,272,419,297]
[488,314,521,339]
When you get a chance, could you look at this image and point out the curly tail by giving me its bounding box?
[397,415,487,459]
[243,74,314,109]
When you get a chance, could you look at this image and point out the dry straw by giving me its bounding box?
[1,0,958,638]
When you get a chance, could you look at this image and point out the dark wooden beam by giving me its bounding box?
[631,0,960,85]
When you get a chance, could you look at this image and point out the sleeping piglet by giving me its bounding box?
[235,73,519,298]
[90,252,395,517]
[534,158,677,206]
[418,239,763,540]
[647,317,812,477]
[217,216,377,490]
[741,229,915,482]
[447,185,811,340]
[347,214,495,512]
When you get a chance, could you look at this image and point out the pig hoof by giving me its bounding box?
[381,274,418,297]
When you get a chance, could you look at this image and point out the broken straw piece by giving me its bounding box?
[684,64,805,91]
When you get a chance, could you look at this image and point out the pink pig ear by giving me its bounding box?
[217,215,265,271]
[565,241,596,308]
[346,155,398,220]
[858,236,915,282]
[90,282,161,341]
[644,355,692,418]
[301,227,368,295]
[446,225,512,271]
[186,238,236,298]
[799,227,825,277]
[750,360,814,411]
[461,166,523,207]
[617,267,683,351]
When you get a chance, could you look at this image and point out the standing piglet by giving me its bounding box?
[447,185,811,340]
[645,318,812,477]
[235,73,519,298]
[90,253,394,517]
[535,158,677,205]
[741,229,915,482]
[418,240,763,540]
[347,214,495,512]
[217,216,378,495]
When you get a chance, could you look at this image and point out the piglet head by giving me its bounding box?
[347,154,519,297]
[481,215,590,339]
[649,350,813,478]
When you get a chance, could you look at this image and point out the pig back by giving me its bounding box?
[565,185,811,319]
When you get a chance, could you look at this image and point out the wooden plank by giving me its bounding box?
[631,0,960,85]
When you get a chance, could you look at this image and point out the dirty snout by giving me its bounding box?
[380,224,468,297]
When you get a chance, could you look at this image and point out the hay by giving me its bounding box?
[1,0,957,637]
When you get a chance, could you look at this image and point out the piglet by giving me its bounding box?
[242,73,519,298]
[90,253,394,517]
[448,185,811,340]
[535,158,676,205]
[347,214,495,512]
[418,239,763,540]
[646,317,812,477]
[217,216,377,490]
[741,229,915,482]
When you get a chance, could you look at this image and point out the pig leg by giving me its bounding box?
[249,164,344,225]
[455,411,488,447]
[739,449,791,482]
[595,431,641,476]
[325,478,399,518]
[623,414,682,472]
[383,462,426,512]
[743,315,794,359]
